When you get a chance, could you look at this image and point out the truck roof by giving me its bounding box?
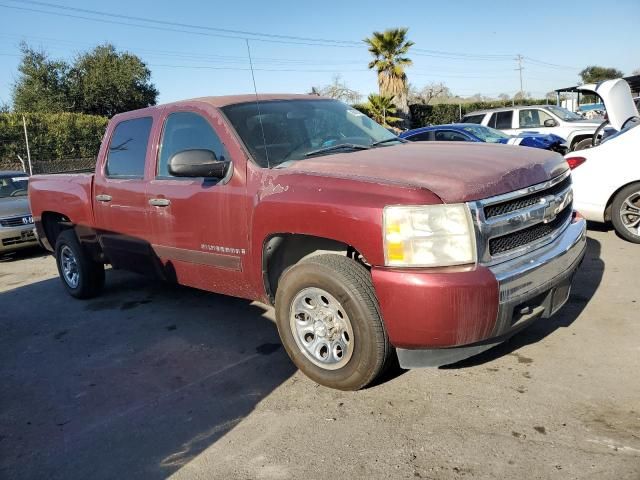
[111,94,327,119]
[464,105,553,116]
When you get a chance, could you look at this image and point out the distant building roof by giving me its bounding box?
[555,75,640,95]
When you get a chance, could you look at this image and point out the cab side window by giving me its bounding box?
[461,114,484,124]
[158,112,229,177]
[489,111,513,129]
[519,109,553,128]
[106,117,153,178]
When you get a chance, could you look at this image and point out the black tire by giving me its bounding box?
[275,254,391,390]
[572,138,592,151]
[610,183,640,244]
[55,229,105,298]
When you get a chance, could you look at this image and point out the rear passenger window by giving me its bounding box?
[461,114,484,124]
[158,112,228,178]
[491,111,513,129]
[106,117,153,178]
[407,132,432,141]
[435,131,468,141]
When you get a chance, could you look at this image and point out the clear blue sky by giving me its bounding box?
[0,0,638,106]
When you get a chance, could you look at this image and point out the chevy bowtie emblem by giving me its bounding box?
[540,196,559,223]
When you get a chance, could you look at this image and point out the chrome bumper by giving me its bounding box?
[489,216,587,336]
[0,225,38,253]
[396,216,587,368]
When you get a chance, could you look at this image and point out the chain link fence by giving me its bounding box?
[0,157,97,174]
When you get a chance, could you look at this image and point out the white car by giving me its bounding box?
[462,105,604,151]
[565,79,640,243]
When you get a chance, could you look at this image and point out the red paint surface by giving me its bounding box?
[29,95,556,348]
[371,266,499,348]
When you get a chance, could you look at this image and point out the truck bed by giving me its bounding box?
[28,173,96,236]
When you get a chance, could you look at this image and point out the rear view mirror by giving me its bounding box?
[544,119,557,127]
[168,149,229,178]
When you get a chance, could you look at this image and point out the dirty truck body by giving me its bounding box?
[29,95,586,390]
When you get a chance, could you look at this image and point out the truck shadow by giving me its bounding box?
[443,236,604,369]
[0,270,297,480]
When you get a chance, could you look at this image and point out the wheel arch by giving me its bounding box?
[261,233,366,304]
[604,180,640,221]
[40,211,74,251]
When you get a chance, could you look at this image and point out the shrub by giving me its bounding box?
[0,112,108,171]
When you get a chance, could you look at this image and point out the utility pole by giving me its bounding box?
[22,115,33,176]
[515,54,524,101]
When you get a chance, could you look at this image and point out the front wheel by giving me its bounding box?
[611,183,640,243]
[572,138,592,151]
[55,230,105,298]
[275,254,391,390]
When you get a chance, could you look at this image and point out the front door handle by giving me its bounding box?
[95,194,112,202]
[149,198,171,207]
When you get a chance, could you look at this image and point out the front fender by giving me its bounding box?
[250,172,442,267]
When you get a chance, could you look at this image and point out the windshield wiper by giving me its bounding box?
[304,143,370,158]
[371,137,407,147]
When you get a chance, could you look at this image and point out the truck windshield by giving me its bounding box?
[546,106,582,122]
[0,175,29,198]
[222,99,399,168]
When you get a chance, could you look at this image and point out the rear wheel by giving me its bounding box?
[611,183,640,243]
[275,254,391,390]
[55,230,105,298]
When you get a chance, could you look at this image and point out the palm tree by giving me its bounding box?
[366,94,401,127]
[364,28,414,125]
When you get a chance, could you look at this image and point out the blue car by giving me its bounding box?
[399,123,568,154]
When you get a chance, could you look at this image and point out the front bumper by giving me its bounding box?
[371,214,587,367]
[0,224,38,253]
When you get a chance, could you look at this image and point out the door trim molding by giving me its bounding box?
[152,244,242,271]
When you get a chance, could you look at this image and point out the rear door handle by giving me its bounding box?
[95,194,112,202]
[149,198,171,207]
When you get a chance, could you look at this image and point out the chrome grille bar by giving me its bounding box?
[468,170,574,266]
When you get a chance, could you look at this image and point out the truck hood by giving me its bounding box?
[0,196,31,218]
[284,142,567,203]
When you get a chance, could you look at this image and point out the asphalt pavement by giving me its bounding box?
[1,228,638,479]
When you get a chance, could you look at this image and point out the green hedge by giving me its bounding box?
[409,99,548,128]
[0,112,108,169]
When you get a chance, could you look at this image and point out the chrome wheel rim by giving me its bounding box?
[620,191,640,237]
[60,245,80,289]
[289,287,354,370]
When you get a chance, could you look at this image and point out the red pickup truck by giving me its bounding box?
[29,94,586,390]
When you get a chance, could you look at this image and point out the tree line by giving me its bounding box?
[11,42,157,117]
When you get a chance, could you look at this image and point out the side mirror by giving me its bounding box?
[544,119,557,127]
[168,149,229,179]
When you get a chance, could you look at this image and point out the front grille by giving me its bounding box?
[489,206,572,256]
[484,176,571,219]
[0,216,32,227]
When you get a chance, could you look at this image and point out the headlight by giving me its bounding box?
[383,204,476,267]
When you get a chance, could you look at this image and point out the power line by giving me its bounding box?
[11,0,361,46]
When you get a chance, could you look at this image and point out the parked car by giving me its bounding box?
[0,171,38,255]
[462,105,606,151]
[29,95,586,390]
[399,123,568,153]
[566,79,640,243]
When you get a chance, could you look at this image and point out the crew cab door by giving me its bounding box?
[93,113,160,275]
[145,106,249,296]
